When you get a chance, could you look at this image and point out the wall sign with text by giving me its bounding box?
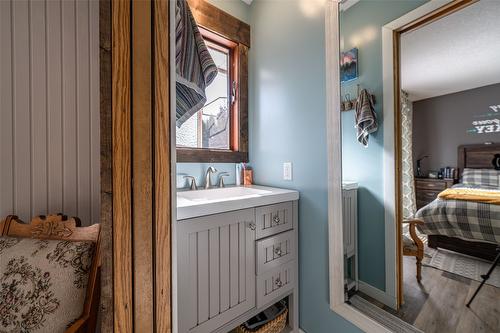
[468,104,500,135]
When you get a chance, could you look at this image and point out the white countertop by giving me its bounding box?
[342,181,359,190]
[177,185,299,220]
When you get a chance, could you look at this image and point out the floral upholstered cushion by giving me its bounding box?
[0,236,95,333]
[402,235,417,252]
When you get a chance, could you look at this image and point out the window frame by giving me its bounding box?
[177,30,234,152]
[177,0,250,163]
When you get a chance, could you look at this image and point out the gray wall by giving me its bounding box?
[0,0,100,225]
[413,83,500,173]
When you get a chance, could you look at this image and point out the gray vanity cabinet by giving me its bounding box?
[342,185,358,292]
[177,208,256,333]
[177,200,299,333]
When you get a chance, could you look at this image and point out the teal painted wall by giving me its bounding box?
[340,0,426,291]
[207,0,251,23]
[249,1,361,332]
[249,0,424,332]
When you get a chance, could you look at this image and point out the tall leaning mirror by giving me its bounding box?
[332,0,500,332]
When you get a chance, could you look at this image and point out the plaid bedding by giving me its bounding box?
[462,168,500,188]
[415,185,500,244]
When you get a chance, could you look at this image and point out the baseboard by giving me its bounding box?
[358,280,397,309]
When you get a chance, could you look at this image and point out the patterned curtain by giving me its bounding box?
[401,91,417,218]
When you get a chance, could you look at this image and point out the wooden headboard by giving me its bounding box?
[458,143,500,173]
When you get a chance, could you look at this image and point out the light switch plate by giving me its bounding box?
[283,162,292,181]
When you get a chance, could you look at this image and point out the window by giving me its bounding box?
[176,2,250,163]
[177,40,232,150]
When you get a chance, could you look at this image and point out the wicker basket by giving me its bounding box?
[236,308,288,333]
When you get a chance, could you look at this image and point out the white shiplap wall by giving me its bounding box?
[0,0,100,225]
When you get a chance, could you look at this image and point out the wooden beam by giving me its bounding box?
[112,0,133,331]
[99,0,113,331]
[177,149,248,163]
[154,0,172,331]
[132,0,154,331]
[238,44,249,154]
[186,0,251,47]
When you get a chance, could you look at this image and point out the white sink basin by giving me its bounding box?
[178,186,272,204]
[177,185,299,220]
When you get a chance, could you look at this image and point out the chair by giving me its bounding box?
[0,214,101,333]
[402,219,424,282]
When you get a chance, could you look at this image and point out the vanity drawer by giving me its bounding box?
[255,201,293,239]
[256,230,295,275]
[257,261,295,308]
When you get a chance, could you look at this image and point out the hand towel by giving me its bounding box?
[175,0,218,127]
[355,89,378,147]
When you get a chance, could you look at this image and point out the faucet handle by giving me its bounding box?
[218,172,230,188]
[183,175,197,190]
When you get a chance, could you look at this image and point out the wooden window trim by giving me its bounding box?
[185,0,250,48]
[177,1,249,163]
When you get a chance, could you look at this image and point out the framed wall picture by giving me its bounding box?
[340,48,358,83]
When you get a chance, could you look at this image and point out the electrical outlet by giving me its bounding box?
[283,162,292,181]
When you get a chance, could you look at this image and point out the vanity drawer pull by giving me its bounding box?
[256,230,295,274]
[255,201,293,239]
[248,222,256,230]
[256,261,295,308]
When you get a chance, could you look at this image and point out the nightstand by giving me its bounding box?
[415,178,455,209]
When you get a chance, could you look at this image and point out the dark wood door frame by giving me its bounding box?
[100,0,172,331]
[393,0,477,306]
[99,0,113,330]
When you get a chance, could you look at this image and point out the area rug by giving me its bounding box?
[422,247,500,288]
[349,295,424,333]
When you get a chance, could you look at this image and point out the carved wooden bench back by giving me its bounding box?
[0,214,101,333]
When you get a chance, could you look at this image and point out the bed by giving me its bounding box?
[415,143,500,261]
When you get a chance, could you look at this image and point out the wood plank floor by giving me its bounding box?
[360,256,500,333]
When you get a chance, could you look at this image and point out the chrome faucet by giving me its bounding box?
[183,175,197,190]
[205,166,217,189]
[218,172,230,188]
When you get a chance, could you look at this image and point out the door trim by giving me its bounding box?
[153,0,172,331]
[112,0,133,330]
[382,0,476,306]
[109,0,173,331]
